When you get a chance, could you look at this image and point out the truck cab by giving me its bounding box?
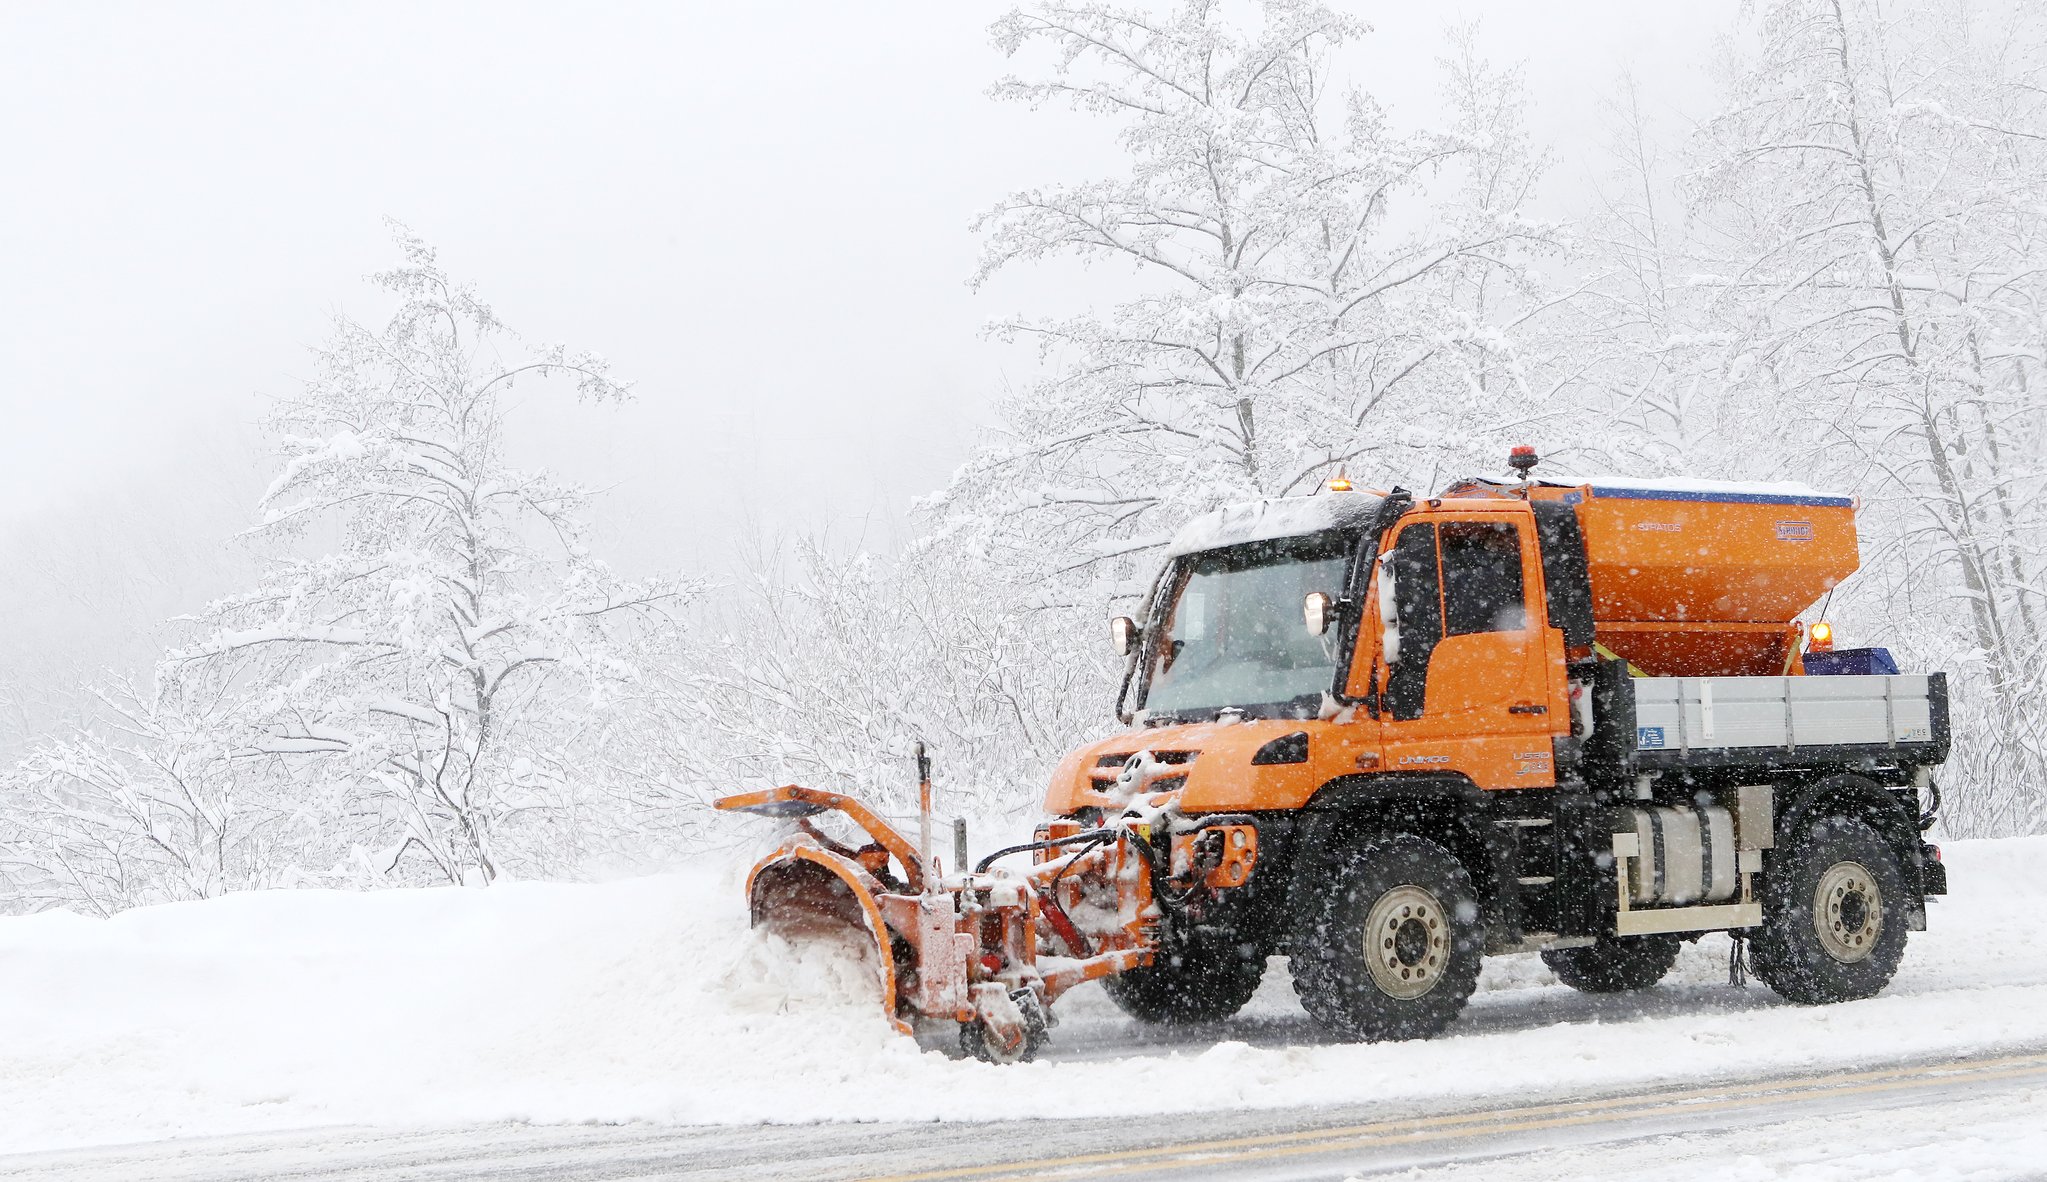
[1047,489,1569,815]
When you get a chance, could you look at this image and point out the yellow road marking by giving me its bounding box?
[1006,1063,2047,1182]
[854,1051,2047,1182]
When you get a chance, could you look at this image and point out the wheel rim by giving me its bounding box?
[1363,884,1449,999]
[1814,860,1882,964]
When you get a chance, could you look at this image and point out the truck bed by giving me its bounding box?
[1600,673,1949,771]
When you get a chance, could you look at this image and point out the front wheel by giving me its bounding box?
[1751,816,1908,1004]
[1103,932,1265,1025]
[1290,834,1483,1042]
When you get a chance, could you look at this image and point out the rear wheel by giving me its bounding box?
[1542,934,1682,993]
[1290,834,1482,1042]
[1751,816,1908,1004]
[1102,932,1265,1024]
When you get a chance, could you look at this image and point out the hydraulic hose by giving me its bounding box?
[989,829,1118,960]
[976,814,1257,876]
[1149,815,1260,909]
[974,829,1116,875]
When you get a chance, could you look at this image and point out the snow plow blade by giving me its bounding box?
[716,776,1260,1063]
[743,846,911,1035]
[718,786,925,1036]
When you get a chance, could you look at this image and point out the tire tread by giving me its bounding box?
[1750,815,1908,1005]
[1288,833,1482,1042]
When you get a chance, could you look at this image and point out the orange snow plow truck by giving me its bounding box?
[718,451,1948,1062]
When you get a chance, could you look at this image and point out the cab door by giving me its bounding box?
[1366,513,1559,789]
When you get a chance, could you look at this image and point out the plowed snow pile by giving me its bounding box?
[3,839,2045,1154]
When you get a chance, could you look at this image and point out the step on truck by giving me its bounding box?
[719,449,1949,1062]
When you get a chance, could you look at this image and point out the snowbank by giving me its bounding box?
[3,839,2044,1155]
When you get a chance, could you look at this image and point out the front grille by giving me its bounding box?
[1093,750,1198,768]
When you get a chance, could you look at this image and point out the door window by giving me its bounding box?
[1380,519,1530,721]
[1439,522,1528,635]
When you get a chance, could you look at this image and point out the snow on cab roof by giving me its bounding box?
[1166,491,1384,557]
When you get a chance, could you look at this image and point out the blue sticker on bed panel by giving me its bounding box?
[1637,726,1667,749]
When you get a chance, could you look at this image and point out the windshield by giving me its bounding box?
[1140,533,1355,720]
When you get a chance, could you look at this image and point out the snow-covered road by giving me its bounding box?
[7,1046,2044,1180]
[1,837,2043,1175]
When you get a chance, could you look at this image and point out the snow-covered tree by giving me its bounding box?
[666,537,1109,827]
[1562,72,1730,478]
[0,677,330,915]
[153,225,695,884]
[1683,0,2047,831]
[930,2,1569,603]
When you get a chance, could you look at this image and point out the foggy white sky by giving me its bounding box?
[0,1,1735,581]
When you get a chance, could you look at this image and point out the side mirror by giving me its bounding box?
[1376,552,1403,664]
[1303,591,1334,637]
[1111,615,1141,657]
